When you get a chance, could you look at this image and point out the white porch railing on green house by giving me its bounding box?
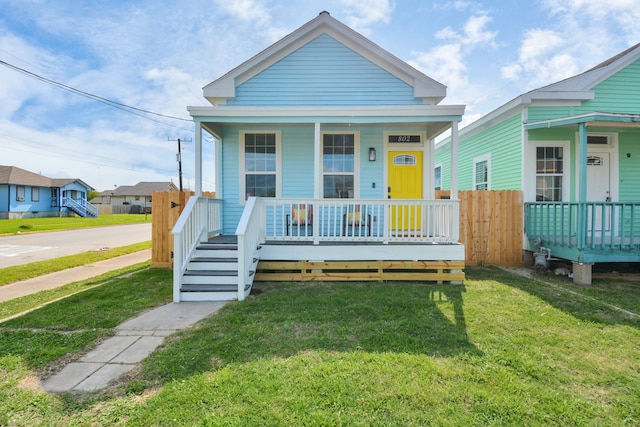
[260,198,460,244]
[172,196,223,302]
[525,202,640,250]
[235,197,266,301]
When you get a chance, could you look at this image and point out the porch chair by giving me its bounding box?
[286,203,313,236]
[342,204,371,236]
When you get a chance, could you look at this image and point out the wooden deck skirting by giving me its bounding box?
[255,260,465,283]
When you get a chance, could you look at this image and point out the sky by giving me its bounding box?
[1,0,638,192]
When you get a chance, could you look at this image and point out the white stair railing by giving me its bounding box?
[172,196,223,302]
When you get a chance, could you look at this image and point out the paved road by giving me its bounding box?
[0,223,151,268]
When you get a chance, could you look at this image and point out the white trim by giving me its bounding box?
[321,131,360,198]
[239,130,282,205]
[473,153,491,190]
[575,131,619,202]
[527,140,570,202]
[189,104,465,119]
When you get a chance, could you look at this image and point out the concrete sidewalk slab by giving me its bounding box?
[0,249,151,303]
[42,301,227,393]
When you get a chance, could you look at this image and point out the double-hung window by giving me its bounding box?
[536,146,564,201]
[241,132,280,200]
[434,165,442,190]
[323,133,355,198]
[32,187,40,202]
[473,154,491,190]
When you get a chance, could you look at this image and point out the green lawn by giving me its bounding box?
[0,214,151,235]
[1,267,638,425]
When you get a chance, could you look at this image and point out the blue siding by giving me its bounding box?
[221,124,423,232]
[0,185,7,211]
[228,34,421,107]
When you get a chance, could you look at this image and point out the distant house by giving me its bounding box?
[436,43,640,283]
[94,182,178,213]
[0,165,97,219]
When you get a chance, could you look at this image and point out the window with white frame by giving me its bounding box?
[323,133,356,198]
[536,146,564,201]
[473,154,490,190]
[31,187,39,202]
[434,164,442,190]
[241,132,279,200]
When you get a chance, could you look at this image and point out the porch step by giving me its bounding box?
[183,270,238,286]
[188,257,238,270]
[181,283,252,292]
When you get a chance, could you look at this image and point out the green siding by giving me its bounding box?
[618,131,640,202]
[443,114,523,190]
[577,59,640,115]
[529,58,640,122]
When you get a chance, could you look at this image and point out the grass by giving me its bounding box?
[0,267,638,425]
[0,240,152,286]
[0,214,151,235]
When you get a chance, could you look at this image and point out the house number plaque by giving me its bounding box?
[388,135,421,143]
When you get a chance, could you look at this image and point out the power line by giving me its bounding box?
[0,59,193,124]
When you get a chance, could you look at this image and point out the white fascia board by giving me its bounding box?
[188,104,465,120]
[523,90,595,104]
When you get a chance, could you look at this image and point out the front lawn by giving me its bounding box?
[0,267,638,425]
[0,214,151,235]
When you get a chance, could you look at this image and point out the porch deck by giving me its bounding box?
[525,202,640,263]
[172,196,465,302]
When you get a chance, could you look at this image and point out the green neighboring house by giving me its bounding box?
[436,43,640,283]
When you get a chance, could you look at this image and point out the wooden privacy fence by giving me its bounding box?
[151,191,214,268]
[458,190,524,267]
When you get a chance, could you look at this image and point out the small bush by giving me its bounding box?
[18,224,33,231]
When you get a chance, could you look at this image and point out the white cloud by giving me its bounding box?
[340,0,393,35]
[408,12,497,117]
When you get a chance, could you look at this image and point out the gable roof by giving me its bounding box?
[443,43,640,143]
[203,11,447,105]
[100,182,178,197]
[0,165,94,189]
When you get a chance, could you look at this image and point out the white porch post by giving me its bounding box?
[195,122,203,196]
[450,120,459,199]
[215,134,223,199]
[314,122,321,198]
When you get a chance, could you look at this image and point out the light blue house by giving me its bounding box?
[436,43,640,284]
[173,11,466,301]
[0,165,97,219]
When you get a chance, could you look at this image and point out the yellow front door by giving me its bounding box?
[388,151,423,232]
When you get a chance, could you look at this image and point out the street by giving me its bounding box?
[0,223,151,269]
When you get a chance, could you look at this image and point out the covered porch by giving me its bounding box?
[524,113,640,283]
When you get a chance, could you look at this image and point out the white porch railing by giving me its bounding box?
[62,197,98,217]
[235,197,266,301]
[172,196,223,302]
[260,198,460,244]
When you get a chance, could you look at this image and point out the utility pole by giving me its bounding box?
[168,137,191,191]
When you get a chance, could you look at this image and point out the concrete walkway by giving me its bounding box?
[0,249,152,303]
[0,249,229,393]
[42,301,227,393]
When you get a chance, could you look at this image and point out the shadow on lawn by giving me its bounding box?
[141,281,481,385]
[469,267,640,329]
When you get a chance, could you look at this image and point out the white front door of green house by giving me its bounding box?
[586,151,611,231]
